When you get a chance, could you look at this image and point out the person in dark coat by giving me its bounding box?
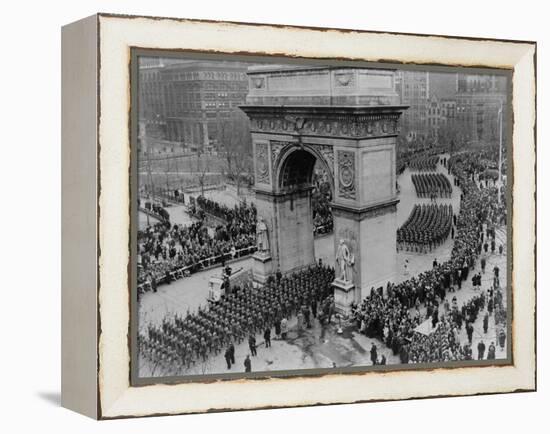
[483,312,489,334]
[399,344,409,364]
[487,342,496,359]
[275,269,282,284]
[229,343,235,364]
[248,335,257,356]
[464,344,473,360]
[263,327,271,348]
[370,343,378,366]
[303,305,312,329]
[224,347,232,370]
[244,354,252,373]
[477,340,486,360]
[481,257,486,274]
[274,318,281,338]
[311,298,318,319]
[493,265,500,287]
[466,322,474,344]
[498,329,506,349]
[432,308,439,328]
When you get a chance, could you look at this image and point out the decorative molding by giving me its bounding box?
[240,105,407,140]
[254,186,314,202]
[251,77,265,89]
[337,150,356,200]
[331,199,399,221]
[334,72,354,87]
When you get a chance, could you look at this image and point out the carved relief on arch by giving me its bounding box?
[309,144,335,182]
[270,141,291,170]
[255,142,270,185]
[337,150,356,200]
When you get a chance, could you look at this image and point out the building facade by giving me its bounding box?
[395,69,507,149]
[455,73,507,146]
[395,70,429,143]
[161,62,249,153]
[426,95,459,142]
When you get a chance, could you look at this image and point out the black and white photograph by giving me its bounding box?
[133,55,510,381]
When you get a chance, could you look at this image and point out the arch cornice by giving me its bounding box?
[240,104,409,140]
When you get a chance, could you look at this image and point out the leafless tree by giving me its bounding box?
[195,150,209,197]
[218,110,253,196]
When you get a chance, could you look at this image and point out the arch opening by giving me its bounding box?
[278,149,317,192]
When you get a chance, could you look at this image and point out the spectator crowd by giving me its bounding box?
[354,150,507,364]
[137,198,257,293]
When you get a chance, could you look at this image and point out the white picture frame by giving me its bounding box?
[61,13,536,419]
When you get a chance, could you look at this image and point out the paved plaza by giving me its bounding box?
[395,155,461,282]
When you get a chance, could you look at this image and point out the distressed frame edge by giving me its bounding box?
[94,14,536,419]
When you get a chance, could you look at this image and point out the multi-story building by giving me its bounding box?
[396,69,507,149]
[161,61,250,153]
[426,95,459,144]
[395,70,429,143]
[427,95,444,138]
[455,73,507,146]
[138,64,166,146]
[137,60,251,154]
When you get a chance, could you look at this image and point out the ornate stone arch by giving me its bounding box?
[272,142,335,195]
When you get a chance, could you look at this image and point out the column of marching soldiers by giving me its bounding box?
[397,204,453,253]
[411,173,452,199]
[397,156,454,253]
[140,264,335,373]
[408,155,440,171]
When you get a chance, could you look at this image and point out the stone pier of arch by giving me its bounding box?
[240,66,408,313]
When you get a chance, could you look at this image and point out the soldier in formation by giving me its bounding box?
[140,264,335,374]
